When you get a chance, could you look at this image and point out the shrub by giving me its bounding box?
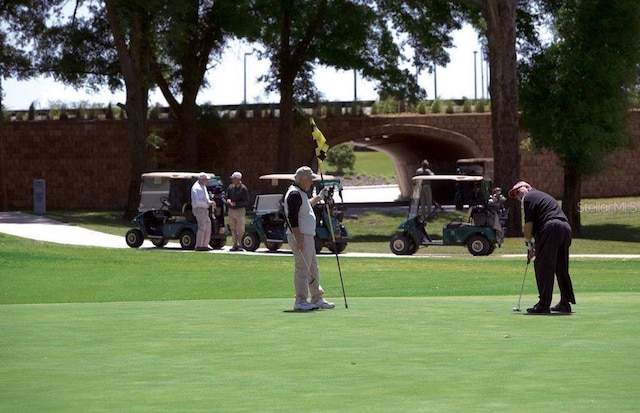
[463,98,472,113]
[106,103,115,119]
[416,100,428,114]
[28,103,36,120]
[475,99,485,113]
[431,99,442,113]
[445,100,455,114]
[327,143,356,174]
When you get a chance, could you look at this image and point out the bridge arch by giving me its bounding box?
[334,123,483,199]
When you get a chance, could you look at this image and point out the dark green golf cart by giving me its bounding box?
[125,172,227,250]
[389,174,507,256]
[241,173,349,253]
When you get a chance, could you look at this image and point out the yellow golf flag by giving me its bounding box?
[310,117,330,173]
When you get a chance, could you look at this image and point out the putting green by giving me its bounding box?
[1,293,638,411]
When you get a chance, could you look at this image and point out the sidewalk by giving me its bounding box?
[2,210,639,259]
[340,185,401,203]
[0,211,128,249]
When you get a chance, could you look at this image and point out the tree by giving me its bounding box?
[104,0,157,219]
[149,1,250,169]
[246,0,451,171]
[0,0,65,212]
[519,0,640,236]
[12,1,244,216]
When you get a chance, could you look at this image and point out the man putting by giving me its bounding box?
[509,181,576,314]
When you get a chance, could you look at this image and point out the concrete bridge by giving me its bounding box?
[306,114,493,199]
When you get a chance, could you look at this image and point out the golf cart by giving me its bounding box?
[241,173,349,253]
[125,172,227,250]
[389,174,507,256]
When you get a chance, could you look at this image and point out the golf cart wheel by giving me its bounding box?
[210,237,226,250]
[242,232,260,252]
[314,236,324,254]
[466,234,491,256]
[151,238,168,248]
[125,229,144,248]
[328,242,347,254]
[179,229,197,250]
[265,241,282,252]
[389,234,416,255]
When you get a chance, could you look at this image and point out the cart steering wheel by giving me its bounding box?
[160,197,171,209]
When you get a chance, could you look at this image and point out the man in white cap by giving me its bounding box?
[225,171,250,251]
[191,173,216,251]
[284,166,334,311]
[509,181,576,314]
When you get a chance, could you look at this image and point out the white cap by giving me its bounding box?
[198,172,207,180]
[294,166,319,181]
[230,171,242,180]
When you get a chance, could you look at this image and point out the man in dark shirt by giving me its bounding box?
[509,181,576,314]
[226,171,250,251]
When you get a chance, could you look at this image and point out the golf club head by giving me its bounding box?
[512,307,521,312]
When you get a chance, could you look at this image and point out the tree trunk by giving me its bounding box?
[105,1,151,220]
[277,88,295,172]
[178,100,199,170]
[0,114,8,211]
[277,3,295,173]
[122,90,149,220]
[151,61,201,170]
[563,168,583,238]
[482,0,521,237]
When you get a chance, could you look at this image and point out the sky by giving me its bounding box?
[1,24,487,111]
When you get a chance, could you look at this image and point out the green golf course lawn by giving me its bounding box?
[1,233,638,411]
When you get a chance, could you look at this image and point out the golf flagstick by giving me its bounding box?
[310,116,348,309]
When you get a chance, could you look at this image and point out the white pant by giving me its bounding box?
[193,207,211,248]
[287,233,324,303]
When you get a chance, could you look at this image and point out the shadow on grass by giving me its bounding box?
[44,211,130,230]
[348,234,396,243]
[581,224,640,243]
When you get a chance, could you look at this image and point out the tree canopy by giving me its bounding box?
[519,0,640,235]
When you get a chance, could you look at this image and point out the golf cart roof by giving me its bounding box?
[141,171,220,180]
[412,174,484,182]
[259,173,336,182]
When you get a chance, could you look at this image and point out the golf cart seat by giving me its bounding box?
[182,203,196,223]
[143,209,171,236]
[445,219,471,229]
[261,211,285,226]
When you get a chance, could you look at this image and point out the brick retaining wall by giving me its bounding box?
[1,112,638,210]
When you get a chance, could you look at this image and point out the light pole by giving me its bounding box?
[433,62,438,98]
[473,51,478,100]
[353,69,357,104]
[485,53,490,99]
[480,51,485,100]
[243,51,254,105]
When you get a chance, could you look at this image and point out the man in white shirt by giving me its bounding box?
[191,173,216,251]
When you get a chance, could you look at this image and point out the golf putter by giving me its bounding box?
[513,256,531,312]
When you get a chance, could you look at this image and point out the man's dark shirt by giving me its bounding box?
[522,189,568,236]
[226,184,250,209]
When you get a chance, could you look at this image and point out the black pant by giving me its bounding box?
[534,219,576,307]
